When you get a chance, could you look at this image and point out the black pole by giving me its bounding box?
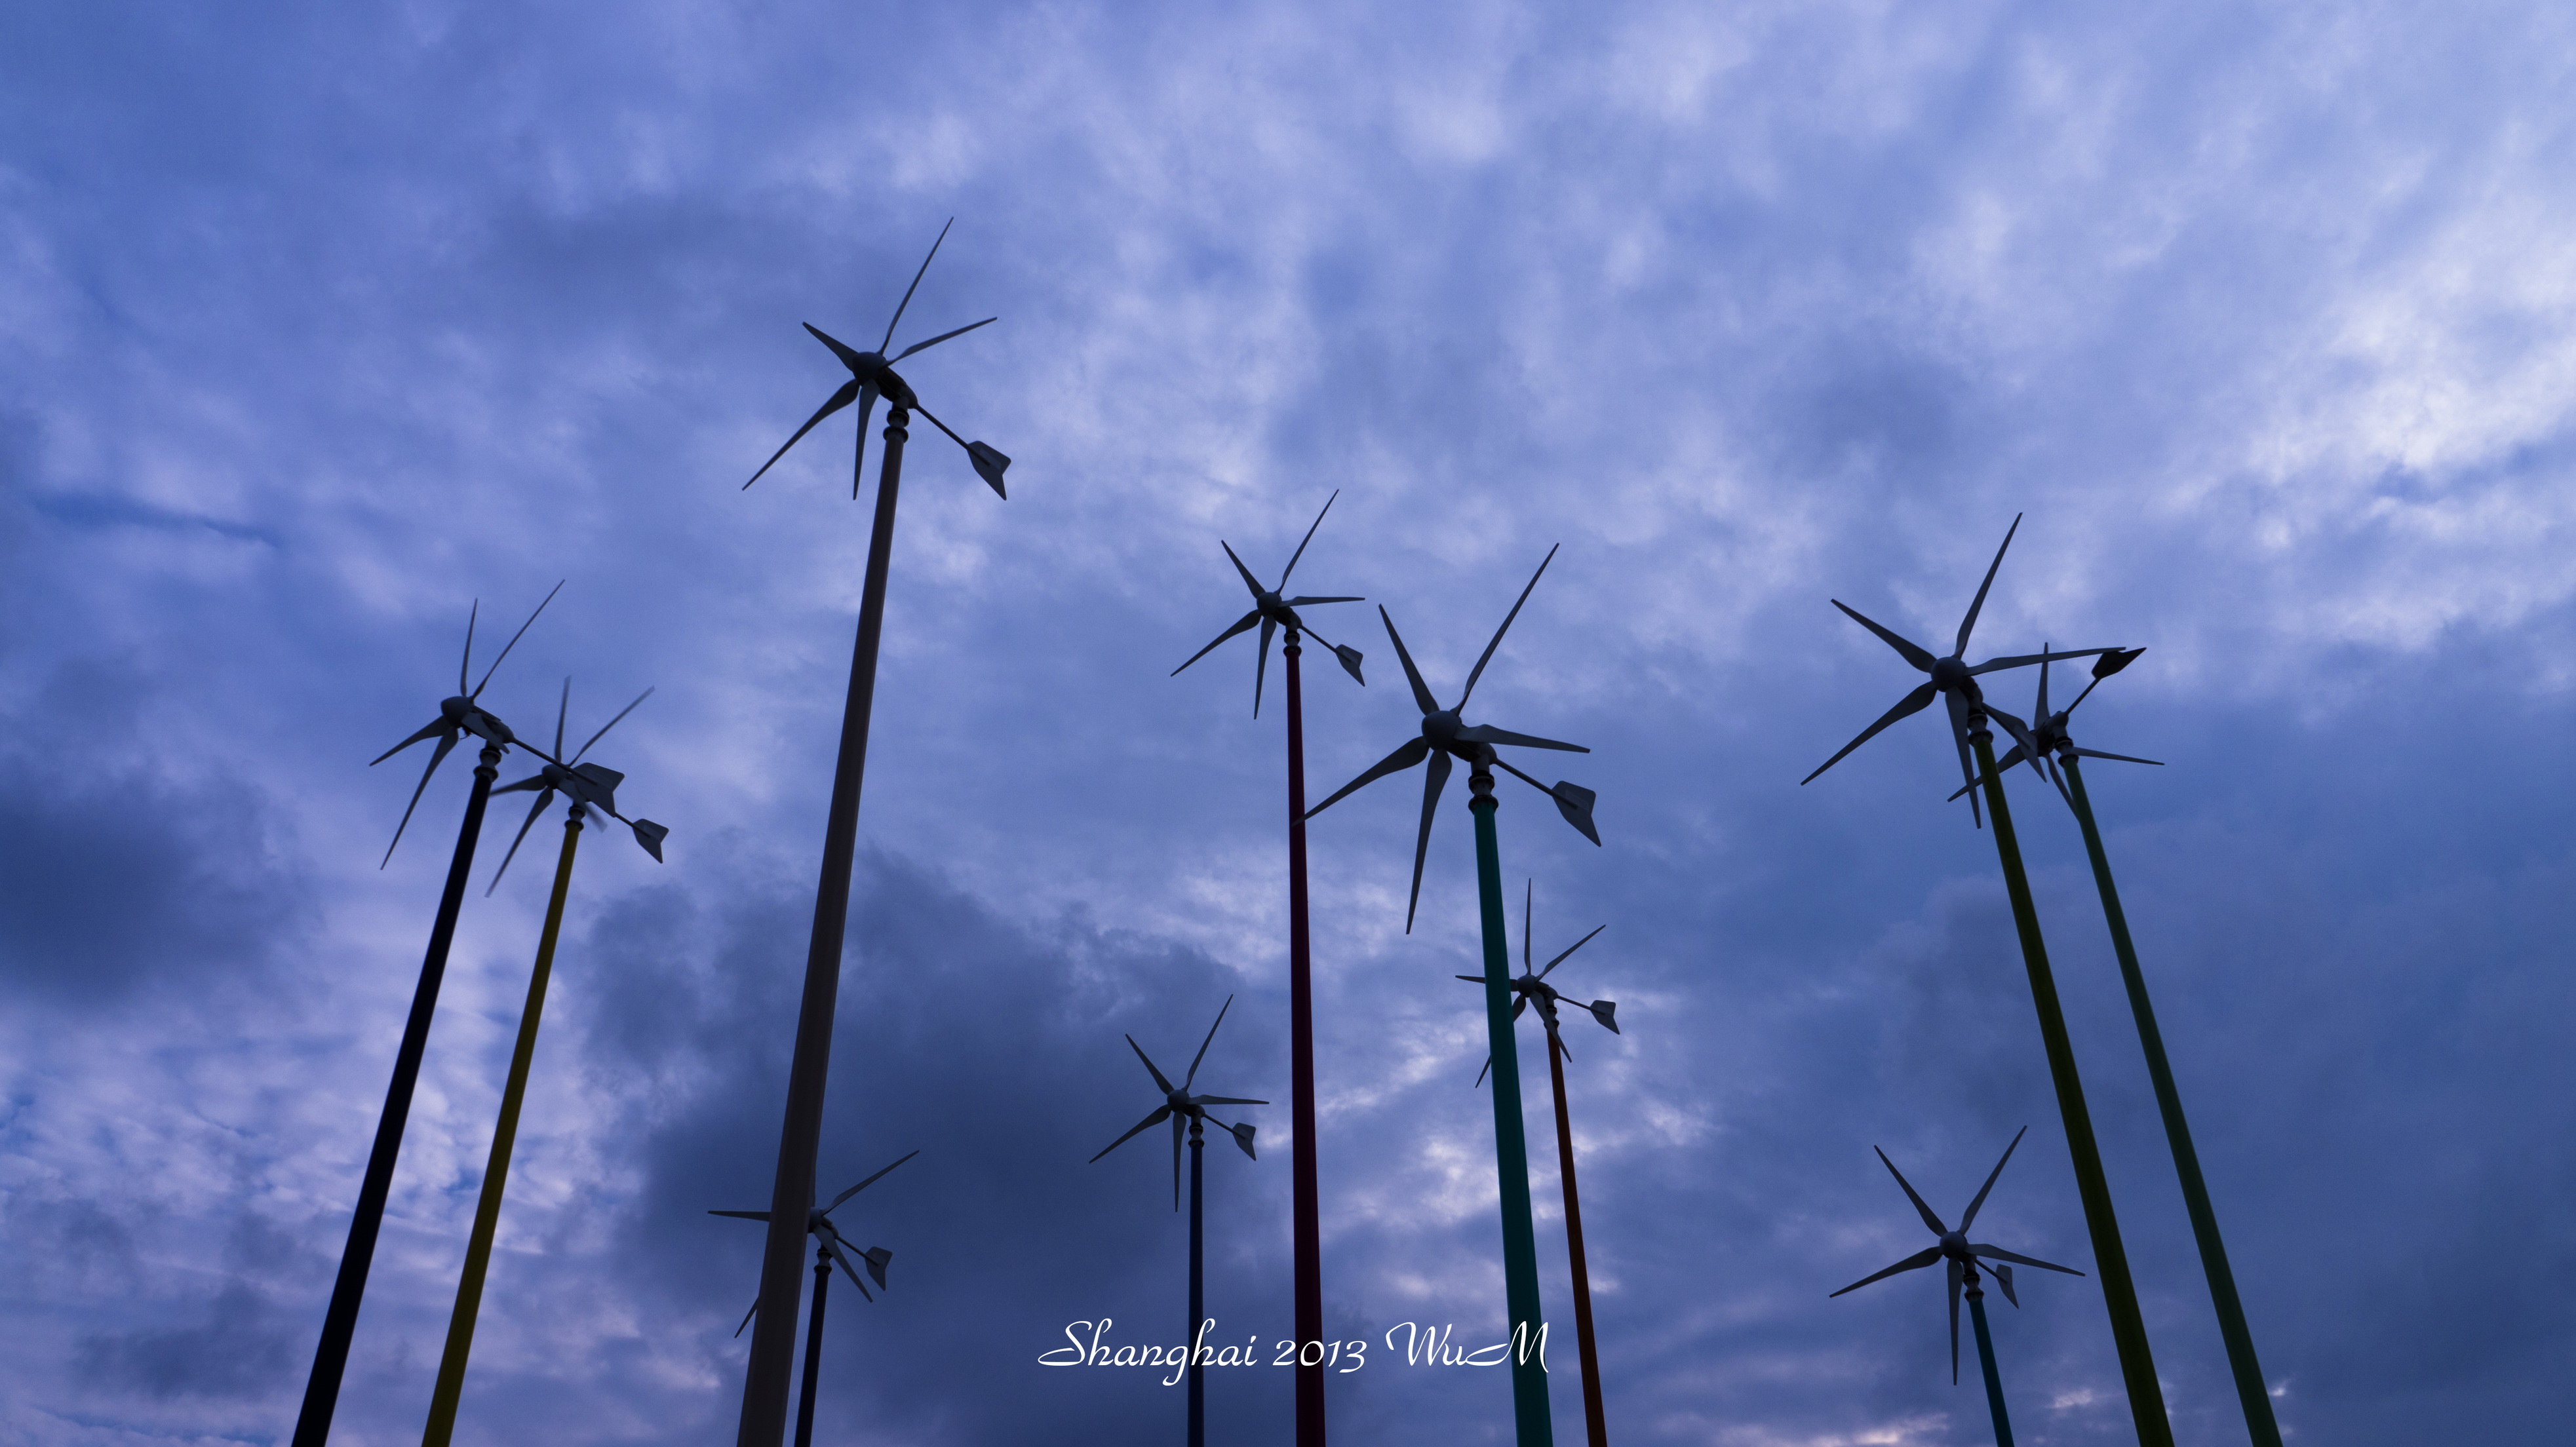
[1188,1117,1207,1447]
[738,406,910,1447]
[1544,1020,1608,1447]
[2060,755,2282,1446]
[1281,635,1327,1445]
[794,1248,830,1447]
[1966,1270,2014,1447]
[291,741,502,1447]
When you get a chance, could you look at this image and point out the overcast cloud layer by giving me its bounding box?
[5,2,2575,1444]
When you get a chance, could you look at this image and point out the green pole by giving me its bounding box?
[421,809,583,1446]
[1968,721,2170,1447]
[1468,765,1554,1446]
[1966,1275,2014,1447]
[2060,756,2281,1446]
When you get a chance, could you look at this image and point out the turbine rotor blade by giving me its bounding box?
[1949,1257,1963,1385]
[469,580,564,700]
[1800,681,1938,786]
[1830,600,1938,673]
[484,787,560,895]
[1171,611,1264,676]
[1945,687,1984,829]
[735,1298,760,1338]
[1958,1126,2028,1232]
[1460,545,1557,708]
[745,379,865,490]
[571,686,655,764]
[459,600,478,694]
[891,315,995,362]
[1255,617,1276,718]
[1535,924,1607,979]
[820,1233,875,1302]
[1968,646,2117,676]
[1171,1111,1184,1211]
[1217,539,1266,599]
[1125,1035,1178,1096]
[1827,1244,1943,1297]
[370,718,450,767]
[1872,1146,1951,1235]
[1282,596,1362,607]
[1454,724,1589,753]
[825,1149,922,1212]
[1279,490,1337,585]
[1380,608,1440,716]
[1405,748,1453,934]
[881,218,955,353]
[1304,736,1430,819]
[554,678,569,760]
[1192,1095,1266,1106]
[1970,1244,2084,1277]
[1089,1104,1173,1163]
[380,730,461,868]
[1184,996,1234,1092]
[849,383,880,496]
[707,1210,771,1221]
[2070,746,2164,766]
[1956,513,2022,658]
[802,322,869,371]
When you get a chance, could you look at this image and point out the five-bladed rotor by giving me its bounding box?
[1462,881,1618,1085]
[743,219,1012,499]
[1305,547,1601,931]
[485,680,672,893]
[1090,996,1266,1210]
[711,1148,919,1327]
[1171,490,1369,716]
[370,583,565,868]
[1827,1128,2084,1383]
[1801,516,2124,827]
[1950,645,2162,807]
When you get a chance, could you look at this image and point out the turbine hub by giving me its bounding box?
[1940,1230,1968,1257]
[1421,709,1464,746]
[1929,656,1972,693]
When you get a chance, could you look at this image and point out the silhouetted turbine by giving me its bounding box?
[1170,488,1366,715]
[1306,546,1599,931]
[1093,998,1263,1447]
[714,1151,916,1447]
[1949,646,2159,806]
[743,220,1008,497]
[371,582,564,866]
[486,680,670,892]
[1800,516,2112,827]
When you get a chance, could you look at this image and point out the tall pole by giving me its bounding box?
[737,406,912,1447]
[1188,1118,1207,1447]
[794,1250,830,1447]
[1967,718,2170,1447]
[1542,1020,1608,1447]
[1281,634,1328,1445]
[2061,756,2281,1447]
[422,809,585,1446]
[294,741,502,1447]
[1469,765,1555,1447]
[1966,1271,2014,1447]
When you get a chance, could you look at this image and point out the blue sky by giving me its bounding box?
[5,1,2575,1443]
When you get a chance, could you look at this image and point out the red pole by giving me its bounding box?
[1546,1018,1608,1447]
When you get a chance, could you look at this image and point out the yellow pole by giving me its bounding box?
[421,809,583,1446]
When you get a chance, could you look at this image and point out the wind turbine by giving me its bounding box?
[1954,650,2285,1447]
[1090,997,1264,1447]
[733,220,1013,1447]
[1830,1129,2083,1447]
[1799,518,2174,1447]
[1306,549,1599,1447]
[1167,490,1364,1447]
[1458,883,1616,1447]
[421,682,669,1447]
[290,583,562,1447]
[712,1151,919,1447]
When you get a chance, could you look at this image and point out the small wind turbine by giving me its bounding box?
[1955,649,2286,1447]
[290,583,561,1447]
[1831,1129,2082,1447]
[733,219,1015,1446]
[1091,998,1264,1447]
[711,1151,918,1447]
[1799,518,2175,1447]
[1306,549,1599,1447]
[422,682,669,1447]
[1458,883,1617,1447]
[1168,490,1365,1447]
